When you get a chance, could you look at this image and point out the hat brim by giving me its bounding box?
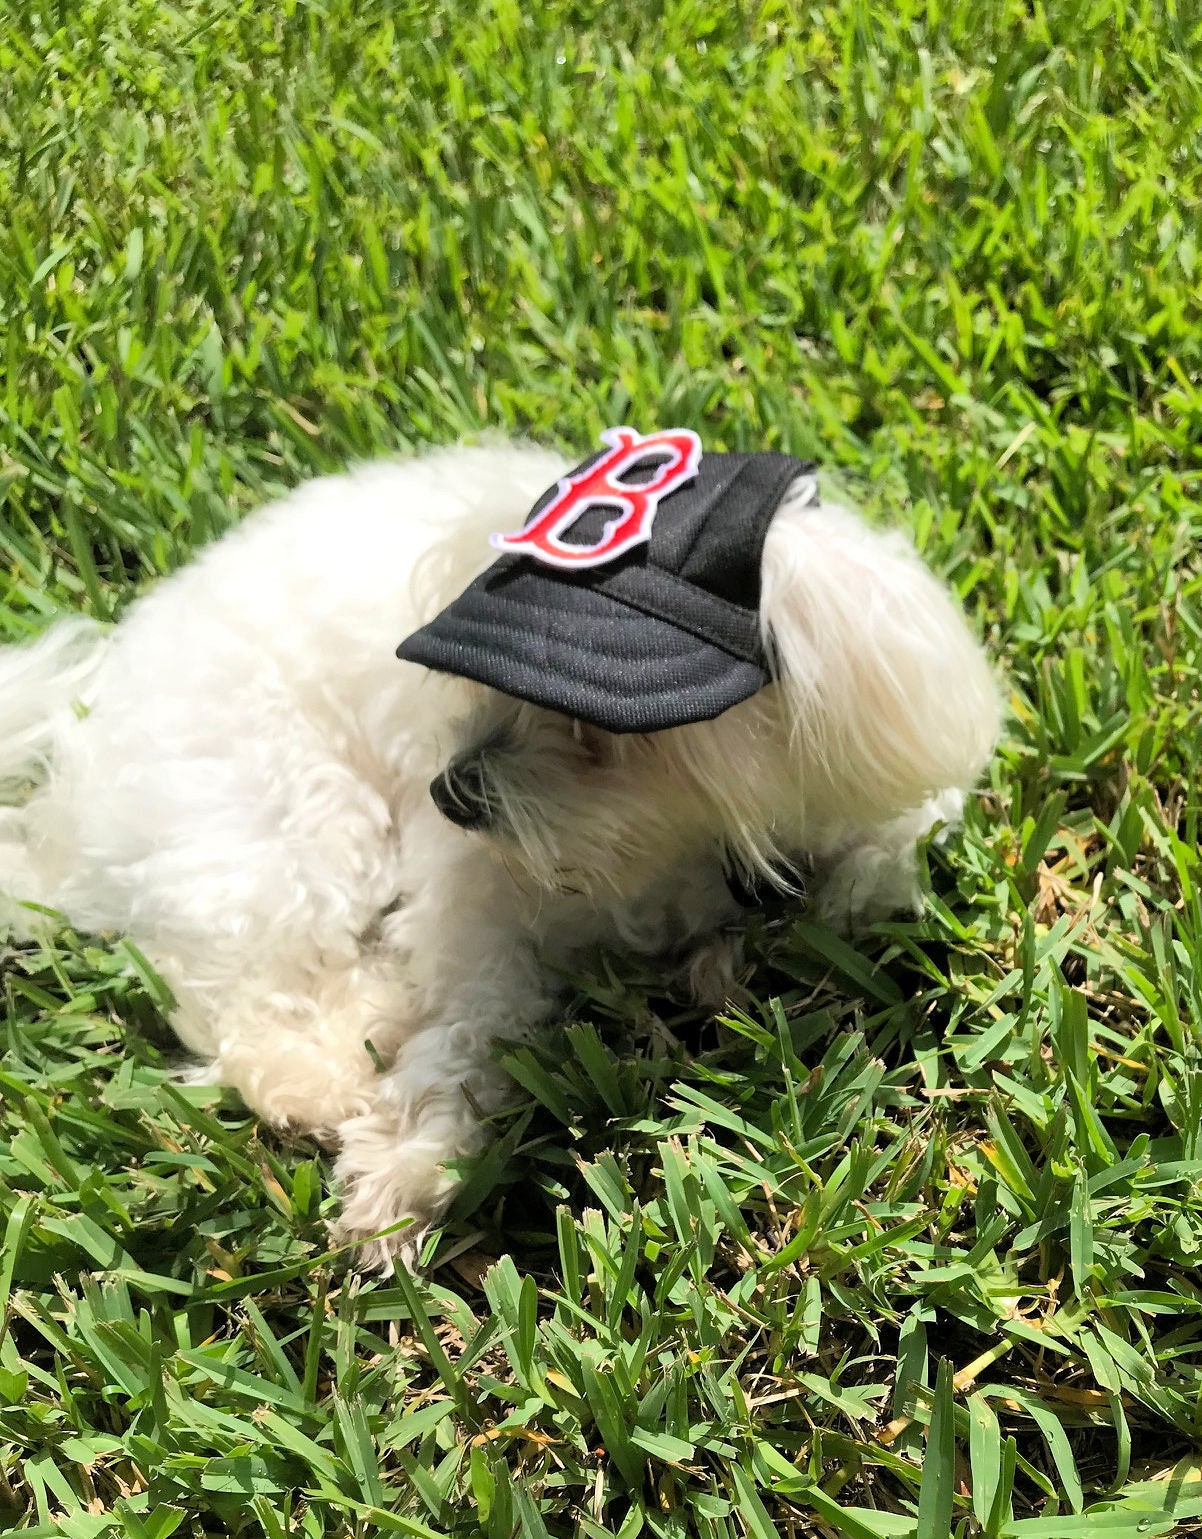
[396,564,768,734]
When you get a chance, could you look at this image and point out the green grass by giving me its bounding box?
[3,0,1202,1532]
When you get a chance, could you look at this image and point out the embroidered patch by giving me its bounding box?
[489,426,702,569]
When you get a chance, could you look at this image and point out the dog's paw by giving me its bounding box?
[330,1106,479,1271]
[812,844,922,933]
[812,789,964,933]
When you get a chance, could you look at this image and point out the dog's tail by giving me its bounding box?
[0,618,109,934]
[0,617,108,797]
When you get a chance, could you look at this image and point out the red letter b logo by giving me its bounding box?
[490,427,702,569]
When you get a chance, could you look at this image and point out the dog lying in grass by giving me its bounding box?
[0,434,1000,1265]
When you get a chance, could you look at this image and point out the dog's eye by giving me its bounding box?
[571,720,609,766]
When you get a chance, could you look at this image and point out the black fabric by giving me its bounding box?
[396,446,818,733]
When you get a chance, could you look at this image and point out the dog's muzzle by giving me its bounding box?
[429,755,494,830]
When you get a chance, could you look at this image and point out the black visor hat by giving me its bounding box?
[396,429,818,733]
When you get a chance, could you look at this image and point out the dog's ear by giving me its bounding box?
[759,498,1001,817]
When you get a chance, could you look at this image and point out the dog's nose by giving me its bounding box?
[429,759,493,830]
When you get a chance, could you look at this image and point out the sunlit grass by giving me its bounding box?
[3,1,1202,1534]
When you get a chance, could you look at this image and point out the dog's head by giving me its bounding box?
[421,478,1000,903]
[428,687,796,900]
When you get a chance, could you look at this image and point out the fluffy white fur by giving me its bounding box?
[0,444,1000,1264]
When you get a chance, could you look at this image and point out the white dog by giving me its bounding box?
[0,440,999,1262]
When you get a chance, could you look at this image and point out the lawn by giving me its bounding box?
[3,0,1202,1534]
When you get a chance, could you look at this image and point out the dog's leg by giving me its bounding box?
[812,787,965,930]
[329,850,553,1267]
[180,956,415,1139]
[331,1002,546,1267]
[331,1024,507,1268]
